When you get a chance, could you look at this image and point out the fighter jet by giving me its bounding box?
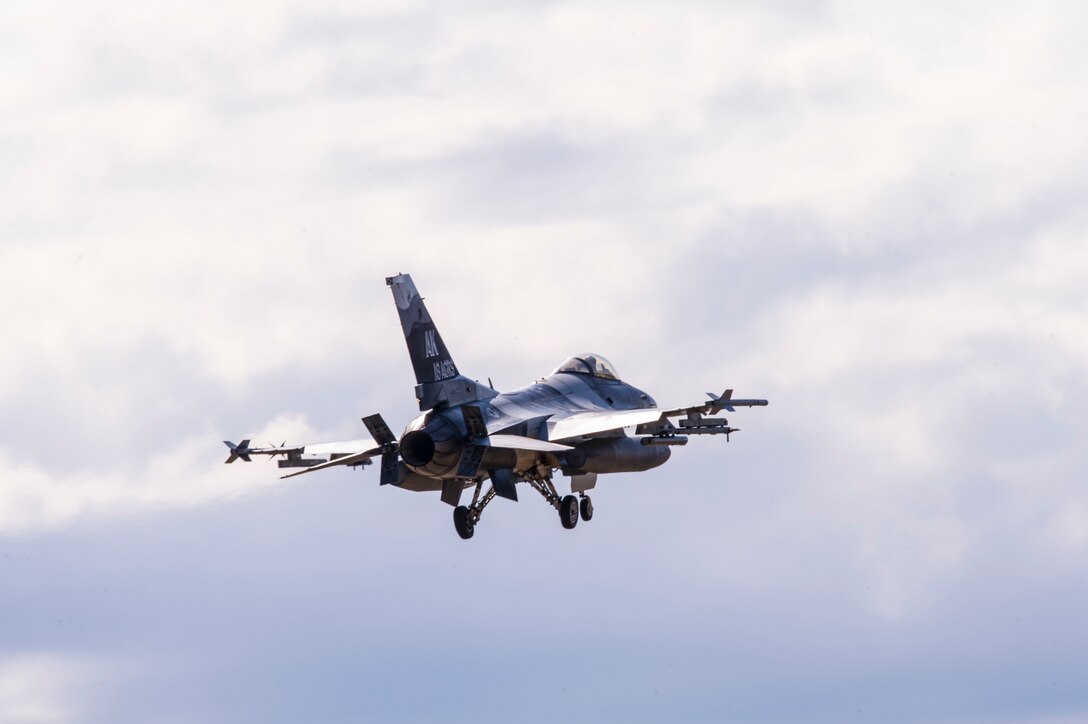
[224,273,767,539]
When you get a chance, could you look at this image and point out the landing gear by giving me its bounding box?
[524,471,596,532]
[559,495,579,529]
[453,505,475,539]
[452,481,495,540]
[579,495,593,522]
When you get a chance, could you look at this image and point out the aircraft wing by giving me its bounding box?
[296,439,379,457]
[222,436,382,479]
[278,446,383,479]
[547,409,664,441]
[547,389,768,442]
[484,434,572,452]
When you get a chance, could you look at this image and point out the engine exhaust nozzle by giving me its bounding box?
[399,414,462,477]
[400,430,436,467]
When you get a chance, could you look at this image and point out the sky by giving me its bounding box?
[2,1,1087,722]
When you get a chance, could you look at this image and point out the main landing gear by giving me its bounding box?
[453,505,475,539]
[453,480,496,540]
[559,493,594,528]
[579,495,593,522]
[452,475,595,539]
[559,495,579,529]
[526,475,593,531]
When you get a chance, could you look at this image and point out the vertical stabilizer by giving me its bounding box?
[386,273,496,410]
[387,273,458,385]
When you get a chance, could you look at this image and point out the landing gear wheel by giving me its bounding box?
[453,505,475,540]
[579,496,594,522]
[559,495,579,530]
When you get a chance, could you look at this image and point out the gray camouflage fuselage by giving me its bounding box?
[397,370,670,492]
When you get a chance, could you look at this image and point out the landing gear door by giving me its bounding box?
[567,472,597,493]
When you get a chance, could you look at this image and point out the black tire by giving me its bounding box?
[559,495,579,530]
[579,496,594,522]
[453,505,475,540]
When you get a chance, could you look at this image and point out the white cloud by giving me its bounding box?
[2,2,1088,721]
[0,653,111,724]
[0,414,336,536]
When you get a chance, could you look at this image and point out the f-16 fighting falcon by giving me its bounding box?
[224,274,768,539]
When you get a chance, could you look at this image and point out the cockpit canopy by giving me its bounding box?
[553,353,620,381]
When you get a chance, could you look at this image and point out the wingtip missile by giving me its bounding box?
[706,389,768,413]
[223,439,253,464]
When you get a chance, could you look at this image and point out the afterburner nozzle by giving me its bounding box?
[398,415,462,478]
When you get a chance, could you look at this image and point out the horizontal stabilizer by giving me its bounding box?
[485,434,573,452]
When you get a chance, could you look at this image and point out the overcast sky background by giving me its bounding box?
[3,1,1087,722]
